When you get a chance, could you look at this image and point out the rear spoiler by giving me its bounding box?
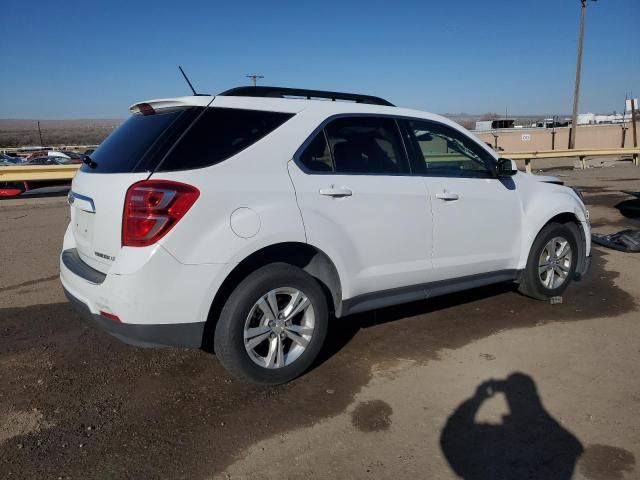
[129,96,214,115]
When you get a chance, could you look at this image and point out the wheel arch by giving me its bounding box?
[201,242,342,351]
[521,211,588,281]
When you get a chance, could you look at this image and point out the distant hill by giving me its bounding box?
[0,113,567,147]
[0,119,123,147]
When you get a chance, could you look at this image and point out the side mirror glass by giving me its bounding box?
[497,158,518,176]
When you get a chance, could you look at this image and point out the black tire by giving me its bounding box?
[518,222,579,300]
[214,263,328,385]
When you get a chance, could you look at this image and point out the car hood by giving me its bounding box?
[527,173,563,185]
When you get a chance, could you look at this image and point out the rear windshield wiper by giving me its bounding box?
[83,155,98,169]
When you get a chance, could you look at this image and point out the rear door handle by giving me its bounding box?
[319,186,353,198]
[435,192,459,201]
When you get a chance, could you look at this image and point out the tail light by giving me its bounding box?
[122,180,199,247]
[99,310,121,322]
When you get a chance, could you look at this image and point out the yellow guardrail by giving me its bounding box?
[0,148,638,182]
[0,164,80,182]
[502,148,640,173]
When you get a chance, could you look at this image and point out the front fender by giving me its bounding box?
[518,189,590,270]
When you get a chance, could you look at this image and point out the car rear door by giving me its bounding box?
[288,115,434,300]
[401,118,522,281]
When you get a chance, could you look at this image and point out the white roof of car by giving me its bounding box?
[129,94,453,127]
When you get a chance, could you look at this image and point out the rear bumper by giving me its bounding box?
[64,286,205,348]
[60,241,232,348]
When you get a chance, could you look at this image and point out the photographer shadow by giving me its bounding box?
[440,372,583,480]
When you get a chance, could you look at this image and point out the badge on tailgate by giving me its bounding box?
[68,191,96,213]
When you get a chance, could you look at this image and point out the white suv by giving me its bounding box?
[60,86,591,384]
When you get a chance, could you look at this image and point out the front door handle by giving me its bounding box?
[435,192,459,201]
[319,186,353,198]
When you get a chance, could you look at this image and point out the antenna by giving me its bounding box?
[178,66,199,96]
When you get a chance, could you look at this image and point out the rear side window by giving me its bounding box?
[83,107,293,173]
[328,117,408,174]
[297,116,409,175]
[298,131,333,172]
[158,108,293,172]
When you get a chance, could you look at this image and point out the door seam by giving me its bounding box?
[286,159,309,243]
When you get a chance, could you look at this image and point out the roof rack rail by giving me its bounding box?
[218,86,395,107]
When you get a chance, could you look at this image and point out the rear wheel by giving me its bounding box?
[214,263,328,385]
[518,222,579,300]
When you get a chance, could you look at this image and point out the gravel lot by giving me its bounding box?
[0,164,639,479]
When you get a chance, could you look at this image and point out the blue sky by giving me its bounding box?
[1,0,638,118]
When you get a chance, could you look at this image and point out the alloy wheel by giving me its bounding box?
[538,236,573,289]
[243,287,315,369]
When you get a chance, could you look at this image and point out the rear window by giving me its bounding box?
[83,109,192,173]
[82,107,293,174]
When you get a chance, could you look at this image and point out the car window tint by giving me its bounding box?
[159,108,294,172]
[298,131,333,172]
[84,109,189,173]
[325,117,409,175]
[405,120,494,178]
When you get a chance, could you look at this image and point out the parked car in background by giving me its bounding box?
[0,154,23,165]
[26,156,73,165]
[60,86,591,385]
[0,153,76,197]
[25,150,70,161]
[60,151,87,164]
[0,154,26,196]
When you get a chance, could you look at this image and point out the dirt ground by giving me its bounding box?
[0,163,639,480]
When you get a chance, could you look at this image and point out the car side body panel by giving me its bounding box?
[515,174,590,270]
[288,160,434,299]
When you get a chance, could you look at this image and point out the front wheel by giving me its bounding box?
[214,263,328,385]
[518,222,579,300]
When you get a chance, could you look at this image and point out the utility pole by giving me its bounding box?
[621,95,629,148]
[245,74,264,87]
[37,121,44,146]
[631,98,638,166]
[569,0,595,149]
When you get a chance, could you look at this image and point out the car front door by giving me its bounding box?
[401,119,522,282]
[288,115,434,301]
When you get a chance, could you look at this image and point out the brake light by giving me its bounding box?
[122,180,199,247]
[135,103,156,116]
[99,310,121,322]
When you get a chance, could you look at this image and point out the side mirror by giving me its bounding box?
[497,158,518,176]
